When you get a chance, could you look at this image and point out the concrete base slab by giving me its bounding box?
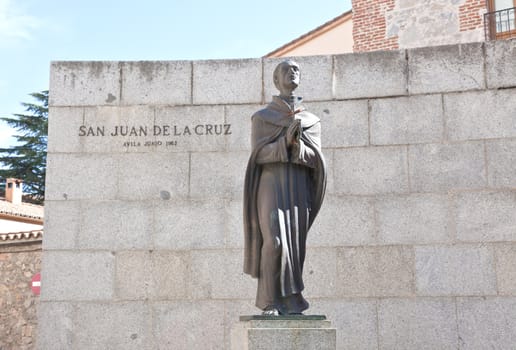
[231,315,336,350]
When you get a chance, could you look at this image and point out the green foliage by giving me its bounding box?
[0,90,48,204]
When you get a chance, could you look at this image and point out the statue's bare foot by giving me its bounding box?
[262,307,279,316]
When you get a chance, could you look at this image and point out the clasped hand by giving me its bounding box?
[286,119,301,147]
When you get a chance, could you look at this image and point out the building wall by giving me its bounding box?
[280,19,354,56]
[352,0,398,52]
[353,0,486,51]
[0,243,41,350]
[39,39,516,349]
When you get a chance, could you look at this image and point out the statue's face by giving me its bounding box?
[276,61,300,92]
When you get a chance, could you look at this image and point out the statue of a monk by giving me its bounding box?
[243,59,327,316]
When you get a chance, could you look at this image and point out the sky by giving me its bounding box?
[0,0,351,148]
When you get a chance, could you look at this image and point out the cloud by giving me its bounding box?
[0,0,41,45]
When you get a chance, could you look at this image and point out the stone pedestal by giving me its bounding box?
[231,315,336,350]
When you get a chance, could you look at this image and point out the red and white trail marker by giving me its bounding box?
[31,273,41,295]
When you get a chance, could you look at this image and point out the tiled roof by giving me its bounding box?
[265,10,352,57]
[0,229,43,244]
[0,199,44,221]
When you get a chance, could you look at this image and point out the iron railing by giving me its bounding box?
[484,7,516,40]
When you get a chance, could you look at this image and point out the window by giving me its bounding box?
[487,0,516,39]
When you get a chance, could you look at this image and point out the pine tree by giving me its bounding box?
[0,90,48,204]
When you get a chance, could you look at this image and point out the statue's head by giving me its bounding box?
[273,59,300,95]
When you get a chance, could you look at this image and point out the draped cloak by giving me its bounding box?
[243,96,326,312]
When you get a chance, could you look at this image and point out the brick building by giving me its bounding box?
[267,0,516,56]
[353,0,484,51]
[0,179,43,350]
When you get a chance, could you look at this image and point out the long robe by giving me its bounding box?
[243,96,326,314]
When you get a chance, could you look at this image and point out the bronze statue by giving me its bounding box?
[243,60,327,315]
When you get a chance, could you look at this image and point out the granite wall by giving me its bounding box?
[39,39,516,349]
[0,243,41,350]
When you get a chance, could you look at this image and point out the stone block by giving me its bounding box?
[154,199,226,250]
[190,249,254,299]
[495,244,516,295]
[225,199,244,249]
[82,105,156,153]
[486,39,516,88]
[117,152,189,200]
[232,318,336,350]
[309,195,375,247]
[225,104,260,152]
[115,251,190,300]
[75,302,152,350]
[371,95,443,145]
[415,245,496,296]
[45,153,118,201]
[334,50,407,99]
[378,298,457,350]
[224,300,262,350]
[457,297,516,349]
[444,89,516,141]
[49,106,157,154]
[149,251,190,300]
[153,301,225,350]
[263,55,333,101]
[487,139,516,188]
[310,299,378,350]
[337,246,415,297]
[305,100,369,148]
[334,146,409,195]
[49,61,121,106]
[121,61,191,105]
[303,248,338,298]
[47,107,84,153]
[376,194,452,244]
[104,201,153,249]
[115,251,152,300]
[154,105,226,153]
[36,302,74,350]
[193,58,262,105]
[76,303,151,350]
[409,142,486,192]
[323,148,335,195]
[78,200,153,250]
[190,151,248,199]
[235,317,333,329]
[408,43,485,94]
[41,251,114,301]
[42,200,79,250]
[455,191,516,242]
